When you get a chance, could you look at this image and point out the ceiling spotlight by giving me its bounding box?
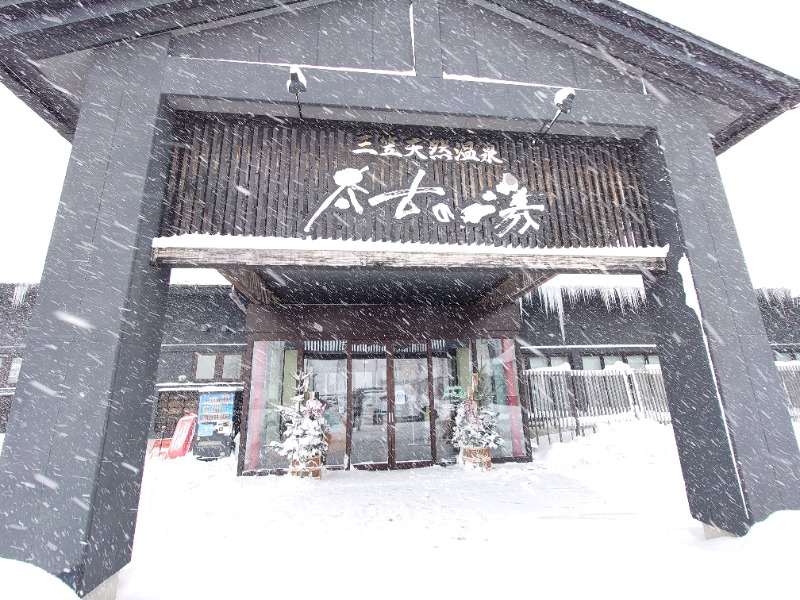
[539,87,577,135]
[286,65,307,119]
[554,87,576,114]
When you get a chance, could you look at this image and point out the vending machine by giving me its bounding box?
[194,392,235,459]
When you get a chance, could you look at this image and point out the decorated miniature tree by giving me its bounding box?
[270,370,329,478]
[448,373,503,469]
[441,385,467,445]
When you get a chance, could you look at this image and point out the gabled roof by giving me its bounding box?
[1,0,798,152]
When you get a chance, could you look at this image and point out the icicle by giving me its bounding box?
[534,275,647,342]
[12,283,30,307]
[757,288,799,309]
[536,285,566,342]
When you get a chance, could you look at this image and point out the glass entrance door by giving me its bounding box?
[350,343,389,466]
[392,343,432,464]
[245,337,526,472]
[304,341,348,467]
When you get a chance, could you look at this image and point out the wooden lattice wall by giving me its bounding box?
[163,114,658,249]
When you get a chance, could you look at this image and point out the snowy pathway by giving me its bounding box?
[2,426,800,599]
[116,422,800,600]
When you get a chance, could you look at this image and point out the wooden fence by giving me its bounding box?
[778,363,800,421]
[524,368,669,444]
[525,365,800,445]
[0,393,11,433]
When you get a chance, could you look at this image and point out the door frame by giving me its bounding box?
[346,339,439,470]
[390,341,436,469]
[348,340,392,469]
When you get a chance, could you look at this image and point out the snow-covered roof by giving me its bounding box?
[0,0,798,151]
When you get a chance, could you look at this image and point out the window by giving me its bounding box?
[528,355,571,369]
[194,353,244,381]
[581,353,659,370]
[475,339,526,459]
[528,356,548,369]
[626,355,647,369]
[222,354,242,380]
[581,355,602,370]
[195,354,216,380]
[775,350,799,362]
[8,357,22,385]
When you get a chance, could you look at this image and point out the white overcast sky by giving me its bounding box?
[0,0,798,292]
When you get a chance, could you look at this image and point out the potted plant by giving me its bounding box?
[447,374,503,470]
[270,370,329,478]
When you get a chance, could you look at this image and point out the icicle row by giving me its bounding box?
[12,283,30,308]
[535,281,646,342]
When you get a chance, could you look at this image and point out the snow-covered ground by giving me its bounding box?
[0,558,79,599]
[2,423,800,599]
[118,421,800,600]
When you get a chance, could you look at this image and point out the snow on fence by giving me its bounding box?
[0,393,12,434]
[524,368,670,444]
[778,364,800,421]
[525,364,800,445]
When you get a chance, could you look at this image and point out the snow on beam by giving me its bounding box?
[151,236,668,274]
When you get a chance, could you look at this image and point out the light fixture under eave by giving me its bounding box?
[539,87,576,135]
[286,65,307,119]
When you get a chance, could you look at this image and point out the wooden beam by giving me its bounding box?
[217,268,281,305]
[477,272,557,306]
[152,246,666,274]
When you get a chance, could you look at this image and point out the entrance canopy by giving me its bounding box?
[153,234,666,306]
[151,116,667,305]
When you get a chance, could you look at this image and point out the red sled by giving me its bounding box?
[150,438,172,459]
[167,414,197,459]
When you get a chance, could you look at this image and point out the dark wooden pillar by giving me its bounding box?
[640,125,800,535]
[0,38,172,595]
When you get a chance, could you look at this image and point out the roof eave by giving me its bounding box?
[712,95,800,154]
[0,62,75,140]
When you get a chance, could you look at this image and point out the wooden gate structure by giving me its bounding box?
[2,0,800,595]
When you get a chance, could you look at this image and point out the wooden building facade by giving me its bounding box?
[2,0,800,595]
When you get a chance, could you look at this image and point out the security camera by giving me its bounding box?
[554,87,576,114]
[287,65,307,95]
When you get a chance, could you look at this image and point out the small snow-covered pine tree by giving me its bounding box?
[270,371,329,466]
[447,381,503,451]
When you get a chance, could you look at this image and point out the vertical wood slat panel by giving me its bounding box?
[190,121,212,234]
[542,143,564,247]
[610,144,643,246]
[163,114,658,249]
[266,125,281,238]
[241,123,259,236]
[177,121,201,234]
[602,145,634,247]
[585,144,613,247]
[211,121,233,234]
[162,119,187,236]
[254,123,269,237]
[566,144,595,247]
[223,122,244,235]
[529,139,548,249]
[624,144,656,246]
